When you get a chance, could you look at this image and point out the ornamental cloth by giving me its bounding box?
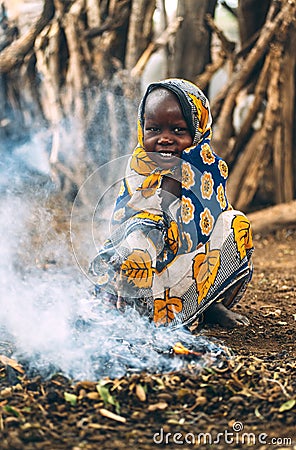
[90,78,254,328]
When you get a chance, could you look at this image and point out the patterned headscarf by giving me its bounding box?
[111,78,230,253]
[138,78,212,146]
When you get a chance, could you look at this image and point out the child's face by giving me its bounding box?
[143,88,193,169]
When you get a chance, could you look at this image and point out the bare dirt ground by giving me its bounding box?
[0,227,295,450]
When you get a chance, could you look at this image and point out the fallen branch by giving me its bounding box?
[248,201,296,236]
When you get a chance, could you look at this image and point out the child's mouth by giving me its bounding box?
[151,151,180,166]
[159,152,174,159]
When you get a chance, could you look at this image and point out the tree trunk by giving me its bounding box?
[237,0,271,46]
[173,0,217,87]
[125,0,156,70]
[0,0,295,211]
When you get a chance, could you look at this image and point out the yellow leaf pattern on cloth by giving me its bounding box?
[130,147,158,175]
[135,212,163,222]
[193,242,220,304]
[120,249,155,289]
[232,215,253,260]
[153,288,183,325]
[137,173,162,198]
[187,93,209,134]
[166,220,179,255]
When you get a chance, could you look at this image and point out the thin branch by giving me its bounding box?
[195,52,227,90]
[85,0,130,38]
[213,0,295,151]
[130,16,183,78]
[0,0,55,74]
[205,13,236,56]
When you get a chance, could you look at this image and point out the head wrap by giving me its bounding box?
[138,78,212,145]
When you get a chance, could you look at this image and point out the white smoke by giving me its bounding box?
[0,139,225,381]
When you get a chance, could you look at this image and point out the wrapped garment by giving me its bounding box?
[90,79,254,328]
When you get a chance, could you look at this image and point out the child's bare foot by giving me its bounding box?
[203,302,249,328]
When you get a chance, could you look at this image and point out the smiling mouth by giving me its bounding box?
[158,152,175,158]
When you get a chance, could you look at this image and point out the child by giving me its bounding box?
[90,78,254,329]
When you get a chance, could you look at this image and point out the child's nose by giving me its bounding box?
[158,134,173,144]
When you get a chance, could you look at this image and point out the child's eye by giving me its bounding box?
[146,127,159,132]
[174,127,187,134]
